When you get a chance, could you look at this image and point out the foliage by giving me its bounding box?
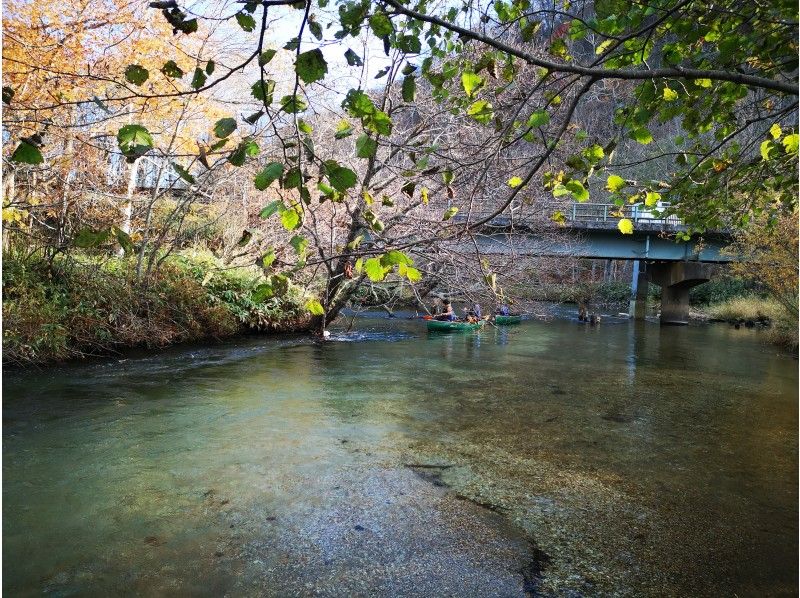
[688,276,762,305]
[3,0,797,327]
[726,210,799,319]
[2,250,311,364]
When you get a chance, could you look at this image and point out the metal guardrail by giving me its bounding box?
[568,202,682,226]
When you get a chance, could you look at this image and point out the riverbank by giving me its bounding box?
[695,296,798,350]
[2,250,313,365]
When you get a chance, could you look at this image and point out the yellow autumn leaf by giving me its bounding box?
[507,176,524,188]
[663,87,678,101]
[618,218,634,234]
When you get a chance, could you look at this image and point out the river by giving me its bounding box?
[3,313,797,596]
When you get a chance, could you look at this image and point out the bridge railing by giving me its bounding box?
[568,202,682,226]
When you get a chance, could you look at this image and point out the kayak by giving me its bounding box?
[494,315,522,325]
[427,319,484,332]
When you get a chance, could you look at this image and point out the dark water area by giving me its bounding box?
[3,313,797,596]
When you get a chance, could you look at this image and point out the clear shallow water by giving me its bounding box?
[3,315,797,596]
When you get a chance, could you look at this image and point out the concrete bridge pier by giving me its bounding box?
[629,260,649,320]
[648,262,714,325]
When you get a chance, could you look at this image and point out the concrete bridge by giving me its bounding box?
[462,202,734,325]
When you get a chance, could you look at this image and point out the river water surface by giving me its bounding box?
[3,314,797,596]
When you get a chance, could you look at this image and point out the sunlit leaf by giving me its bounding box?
[618,218,634,234]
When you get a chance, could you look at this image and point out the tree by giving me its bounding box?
[728,209,799,320]
[4,0,797,324]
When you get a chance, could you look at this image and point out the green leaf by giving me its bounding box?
[259,200,283,219]
[251,79,276,104]
[663,87,678,101]
[645,191,661,207]
[74,227,111,248]
[205,60,215,75]
[244,110,264,125]
[380,250,413,266]
[213,117,237,139]
[364,257,386,281]
[305,299,325,316]
[308,19,323,40]
[283,167,303,189]
[235,12,256,31]
[2,86,14,104]
[259,49,277,66]
[467,100,493,124]
[365,111,391,135]
[782,133,798,154]
[334,120,354,139]
[461,71,484,98]
[295,49,328,84]
[405,267,421,282]
[161,61,184,78]
[564,179,589,201]
[344,48,363,67]
[769,123,782,140]
[527,110,550,127]
[355,134,377,158]
[124,64,149,86]
[172,162,195,184]
[115,227,134,255]
[618,218,634,234]
[325,161,357,191]
[442,169,454,185]
[694,78,712,88]
[401,75,416,102]
[191,67,207,89]
[629,128,653,144]
[252,283,274,302]
[442,207,459,220]
[117,124,154,161]
[281,206,301,230]
[396,34,421,54]
[760,139,775,161]
[280,94,308,113]
[369,12,393,37]
[10,141,43,165]
[298,120,313,134]
[507,176,524,188]
[262,250,277,269]
[606,174,626,192]
[290,235,308,256]
[228,139,259,166]
[254,163,284,190]
[583,144,604,164]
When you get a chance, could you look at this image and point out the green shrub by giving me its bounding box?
[689,276,762,305]
[2,250,311,365]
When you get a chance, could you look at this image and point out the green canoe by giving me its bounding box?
[426,319,484,332]
[494,315,522,325]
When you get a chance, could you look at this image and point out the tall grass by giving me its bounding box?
[2,249,311,365]
[704,295,798,350]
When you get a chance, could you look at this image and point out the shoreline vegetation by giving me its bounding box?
[2,249,313,366]
[4,253,796,366]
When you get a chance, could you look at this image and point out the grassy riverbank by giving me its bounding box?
[697,296,798,349]
[2,250,312,365]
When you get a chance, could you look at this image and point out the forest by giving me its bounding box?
[2,0,797,362]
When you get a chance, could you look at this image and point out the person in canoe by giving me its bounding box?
[496,304,510,316]
[464,302,482,323]
[434,299,458,321]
